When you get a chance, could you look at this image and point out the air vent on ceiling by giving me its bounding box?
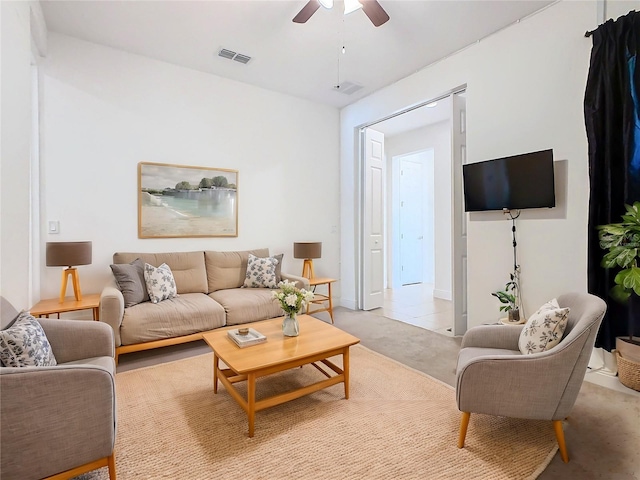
[333,81,364,95]
[218,48,252,65]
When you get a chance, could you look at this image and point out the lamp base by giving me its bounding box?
[60,267,83,303]
[302,259,315,279]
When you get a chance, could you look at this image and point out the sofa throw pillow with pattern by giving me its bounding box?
[0,312,57,367]
[144,262,178,304]
[243,253,279,288]
[518,298,570,355]
[111,258,150,307]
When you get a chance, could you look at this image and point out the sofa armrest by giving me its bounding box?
[38,319,114,363]
[0,365,115,480]
[460,324,523,350]
[100,277,124,346]
[281,272,310,290]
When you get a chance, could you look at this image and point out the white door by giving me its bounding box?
[400,157,424,285]
[362,128,385,310]
[452,91,468,336]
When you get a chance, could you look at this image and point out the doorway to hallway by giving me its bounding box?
[378,283,453,336]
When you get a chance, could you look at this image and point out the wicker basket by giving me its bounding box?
[616,351,640,391]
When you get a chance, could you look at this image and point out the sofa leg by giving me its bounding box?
[107,452,117,479]
[458,411,470,448]
[553,420,569,463]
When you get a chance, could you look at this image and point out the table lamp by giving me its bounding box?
[293,242,322,279]
[46,241,92,303]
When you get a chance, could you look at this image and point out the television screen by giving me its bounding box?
[463,149,555,212]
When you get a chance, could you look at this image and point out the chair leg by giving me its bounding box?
[553,420,569,463]
[107,452,117,479]
[458,411,471,448]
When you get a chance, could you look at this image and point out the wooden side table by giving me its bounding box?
[306,277,337,324]
[30,294,101,321]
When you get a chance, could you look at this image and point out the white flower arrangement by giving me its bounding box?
[271,280,315,317]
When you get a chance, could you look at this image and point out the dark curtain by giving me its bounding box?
[585,10,640,351]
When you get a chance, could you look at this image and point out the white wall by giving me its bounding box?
[385,120,452,298]
[341,1,599,325]
[39,34,340,301]
[1,2,33,309]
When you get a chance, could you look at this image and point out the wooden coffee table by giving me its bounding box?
[203,315,360,437]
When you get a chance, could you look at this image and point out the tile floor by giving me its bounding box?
[372,282,454,336]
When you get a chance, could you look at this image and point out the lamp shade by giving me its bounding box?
[46,241,92,267]
[293,242,322,259]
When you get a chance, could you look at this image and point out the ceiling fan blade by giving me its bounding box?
[361,0,390,27]
[293,0,321,23]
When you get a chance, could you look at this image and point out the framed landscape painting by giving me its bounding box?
[138,162,238,238]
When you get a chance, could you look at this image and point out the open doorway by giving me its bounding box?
[357,89,466,336]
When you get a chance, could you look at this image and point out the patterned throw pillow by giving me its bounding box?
[0,312,57,367]
[144,263,178,304]
[518,299,570,355]
[243,253,279,288]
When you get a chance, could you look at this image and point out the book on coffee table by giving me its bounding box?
[227,328,267,348]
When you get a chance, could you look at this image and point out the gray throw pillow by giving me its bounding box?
[273,253,284,283]
[0,312,57,367]
[110,258,150,307]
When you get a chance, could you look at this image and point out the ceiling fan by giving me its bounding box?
[293,0,390,27]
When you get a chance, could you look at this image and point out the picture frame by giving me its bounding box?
[138,162,238,238]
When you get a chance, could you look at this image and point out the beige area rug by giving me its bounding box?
[80,345,558,480]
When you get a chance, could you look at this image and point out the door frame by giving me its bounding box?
[355,85,467,317]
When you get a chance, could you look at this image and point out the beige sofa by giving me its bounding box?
[100,248,308,363]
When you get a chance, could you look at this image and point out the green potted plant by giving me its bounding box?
[492,273,521,323]
[598,202,640,390]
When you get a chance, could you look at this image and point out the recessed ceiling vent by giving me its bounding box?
[218,48,252,65]
[333,81,364,95]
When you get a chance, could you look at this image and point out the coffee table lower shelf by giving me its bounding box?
[213,347,351,438]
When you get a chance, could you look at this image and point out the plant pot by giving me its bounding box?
[616,336,640,363]
[508,309,520,322]
[615,337,640,391]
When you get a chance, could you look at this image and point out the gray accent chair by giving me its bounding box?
[0,297,117,480]
[455,292,606,463]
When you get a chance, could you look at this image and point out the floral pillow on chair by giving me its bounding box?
[518,298,570,354]
[0,312,57,367]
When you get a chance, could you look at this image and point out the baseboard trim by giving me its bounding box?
[340,298,356,310]
[433,289,452,301]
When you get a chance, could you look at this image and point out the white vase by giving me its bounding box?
[282,313,299,337]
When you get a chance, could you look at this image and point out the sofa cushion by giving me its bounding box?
[0,312,57,367]
[209,288,283,325]
[114,251,207,294]
[120,293,226,345]
[110,258,149,307]
[243,254,279,288]
[144,263,179,304]
[205,248,270,292]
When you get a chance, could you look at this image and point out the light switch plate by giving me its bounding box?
[48,221,60,234]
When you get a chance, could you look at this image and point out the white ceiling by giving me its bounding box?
[39,0,556,109]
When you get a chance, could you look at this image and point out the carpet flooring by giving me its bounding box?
[80,345,558,480]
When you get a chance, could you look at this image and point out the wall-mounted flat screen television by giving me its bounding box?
[463,149,555,212]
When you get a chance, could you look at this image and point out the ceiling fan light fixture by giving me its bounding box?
[344,0,363,15]
[319,0,334,9]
